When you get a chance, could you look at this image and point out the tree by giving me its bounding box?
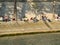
[28,1,44,17]
[0,2,6,17]
[13,0,17,21]
[20,2,26,21]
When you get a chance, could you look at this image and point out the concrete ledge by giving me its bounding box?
[0,29,60,37]
[0,21,60,37]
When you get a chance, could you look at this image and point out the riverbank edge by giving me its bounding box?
[0,29,60,37]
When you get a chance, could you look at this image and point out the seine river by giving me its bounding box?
[0,32,60,45]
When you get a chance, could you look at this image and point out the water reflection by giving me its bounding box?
[0,33,60,45]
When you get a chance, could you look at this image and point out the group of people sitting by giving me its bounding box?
[42,15,51,22]
[1,14,52,22]
[23,15,51,23]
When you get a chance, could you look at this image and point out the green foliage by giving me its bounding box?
[32,3,38,9]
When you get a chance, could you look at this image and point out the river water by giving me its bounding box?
[0,33,60,45]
